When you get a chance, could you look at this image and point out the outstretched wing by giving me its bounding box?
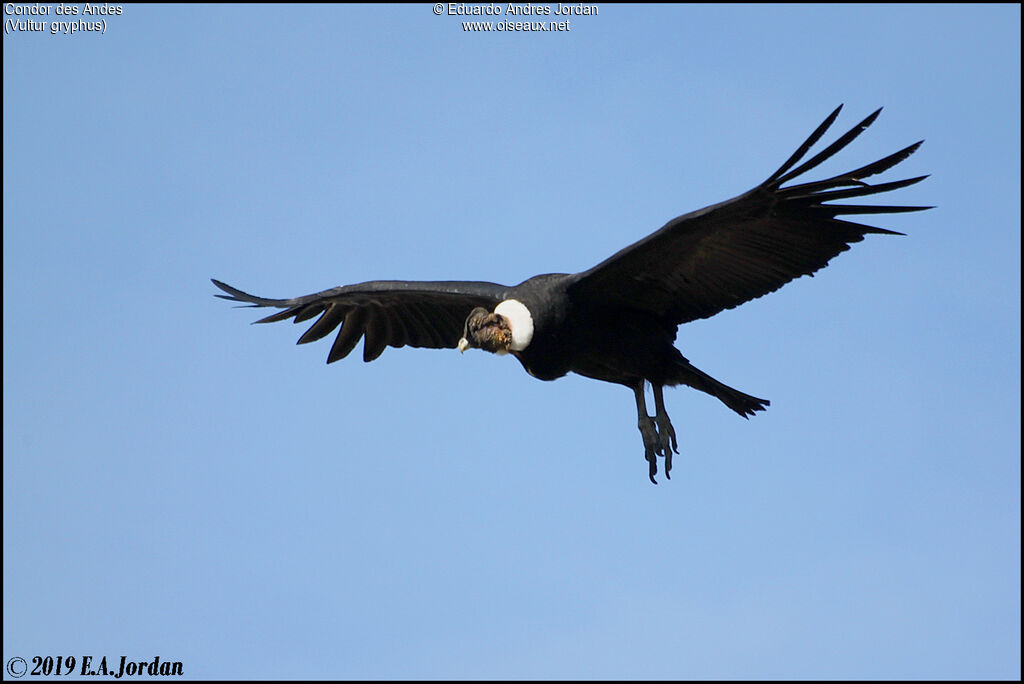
[213,279,509,363]
[567,106,930,325]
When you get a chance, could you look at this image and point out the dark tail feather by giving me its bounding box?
[673,361,770,418]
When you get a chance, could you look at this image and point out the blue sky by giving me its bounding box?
[3,4,1019,680]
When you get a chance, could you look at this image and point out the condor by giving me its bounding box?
[213,106,928,483]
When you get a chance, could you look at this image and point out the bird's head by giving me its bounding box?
[458,300,534,356]
[459,307,512,355]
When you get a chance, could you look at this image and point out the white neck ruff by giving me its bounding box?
[494,299,534,351]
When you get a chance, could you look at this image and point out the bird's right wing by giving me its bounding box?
[212,278,509,363]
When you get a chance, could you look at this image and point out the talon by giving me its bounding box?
[662,428,675,477]
[645,442,658,484]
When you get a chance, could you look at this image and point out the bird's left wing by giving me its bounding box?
[566,106,930,325]
[212,278,509,363]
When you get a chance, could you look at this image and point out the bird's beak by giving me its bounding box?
[457,337,470,354]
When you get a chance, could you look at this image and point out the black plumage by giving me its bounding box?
[213,106,929,483]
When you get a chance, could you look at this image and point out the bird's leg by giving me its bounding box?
[652,384,679,479]
[633,382,660,484]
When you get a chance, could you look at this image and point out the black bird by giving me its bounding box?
[213,106,928,483]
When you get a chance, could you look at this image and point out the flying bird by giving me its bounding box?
[213,106,928,483]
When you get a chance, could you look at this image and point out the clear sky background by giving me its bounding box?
[4,4,1020,680]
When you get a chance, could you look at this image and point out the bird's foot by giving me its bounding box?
[654,410,679,479]
[638,415,678,484]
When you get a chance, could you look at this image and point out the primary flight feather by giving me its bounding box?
[214,105,929,483]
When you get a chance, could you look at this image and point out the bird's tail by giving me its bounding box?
[671,360,770,418]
